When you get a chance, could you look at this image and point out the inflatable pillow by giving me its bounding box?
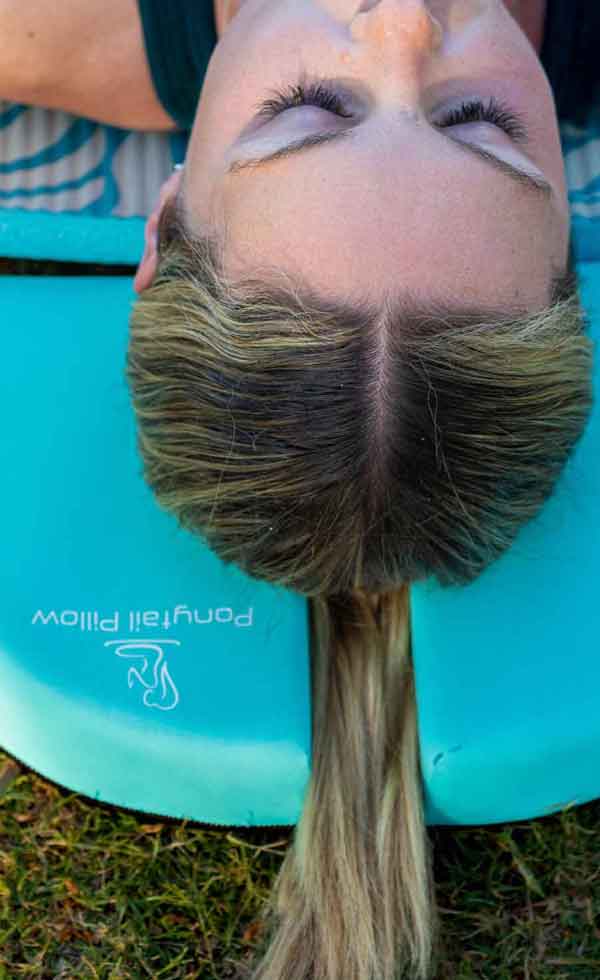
[0,99,598,827]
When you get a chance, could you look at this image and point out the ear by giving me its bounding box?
[133,167,184,295]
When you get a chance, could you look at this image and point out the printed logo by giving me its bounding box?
[104,639,180,711]
[31,605,254,712]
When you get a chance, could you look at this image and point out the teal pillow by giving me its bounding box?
[1,97,600,828]
[0,267,597,828]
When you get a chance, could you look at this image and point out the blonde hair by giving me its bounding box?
[126,195,593,980]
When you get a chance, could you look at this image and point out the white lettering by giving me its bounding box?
[31,609,59,626]
[60,610,79,626]
[99,612,119,632]
[235,607,254,627]
[173,605,192,625]
[30,604,254,630]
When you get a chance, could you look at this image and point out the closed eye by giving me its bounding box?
[231,74,550,199]
[255,78,529,144]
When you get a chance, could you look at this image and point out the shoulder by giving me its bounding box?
[17,0,178,130]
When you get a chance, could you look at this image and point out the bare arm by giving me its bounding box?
[0,0,178,131]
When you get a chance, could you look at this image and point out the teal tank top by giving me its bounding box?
[136,0,217,131]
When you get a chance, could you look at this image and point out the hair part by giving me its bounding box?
[127,196,594,979]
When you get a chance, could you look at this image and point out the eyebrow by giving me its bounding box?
[226,127,553,201]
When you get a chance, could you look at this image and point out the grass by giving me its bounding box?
[2,257,600,979]
[2,748,600,980]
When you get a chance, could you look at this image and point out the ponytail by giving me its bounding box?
[236,584,440,980]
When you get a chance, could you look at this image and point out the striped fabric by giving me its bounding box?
[561,103,600,263]
[0,101,189,264]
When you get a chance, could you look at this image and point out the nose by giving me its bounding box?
[350,0,443,55]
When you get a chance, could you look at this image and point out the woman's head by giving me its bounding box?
[128,206,591,596]
[136,0,570,313]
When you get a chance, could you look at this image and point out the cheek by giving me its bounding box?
[547,202,571,273]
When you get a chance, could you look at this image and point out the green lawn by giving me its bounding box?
[2,748,600,980]
[1,258,599,979]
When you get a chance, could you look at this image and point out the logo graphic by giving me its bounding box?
[104,639,180,711]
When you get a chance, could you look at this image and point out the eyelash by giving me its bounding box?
[256,81,529,143]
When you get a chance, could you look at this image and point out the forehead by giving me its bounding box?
[217,126,564,311]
